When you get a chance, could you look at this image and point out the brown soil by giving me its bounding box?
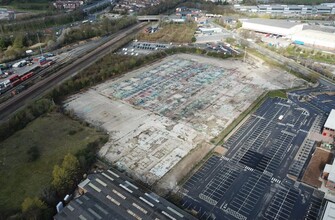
[301,147,333,188]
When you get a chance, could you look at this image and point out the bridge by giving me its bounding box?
[137,15,161,21]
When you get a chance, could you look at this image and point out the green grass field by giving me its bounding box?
[0,112,106,214]
[138,22,197,43]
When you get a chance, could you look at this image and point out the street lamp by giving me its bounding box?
[243,46,247,62]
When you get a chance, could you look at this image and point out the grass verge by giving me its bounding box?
[212,87,289,146]
[0,112,106,215]
[211,92,267,145]
[268,89,287,99]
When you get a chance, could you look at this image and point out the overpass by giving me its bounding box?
[137,15,161,21]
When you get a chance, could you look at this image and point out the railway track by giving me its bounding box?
[0,22,147,122]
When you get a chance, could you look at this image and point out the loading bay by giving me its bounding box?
[179,90,335,220]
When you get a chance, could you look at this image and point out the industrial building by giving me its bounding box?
[241,18,305,36]
[54,168,196,220]
[323,109,335,138]
[291,30,335,50]
[198,27,222,34]
[234,4,335,14]
[241,18,335,50]
[321,201,335,220]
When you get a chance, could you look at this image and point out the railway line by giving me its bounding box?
[0,22,147,122]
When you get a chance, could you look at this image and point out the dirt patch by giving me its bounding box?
[138,23,197,43]
[302,147,333,188]
[214,146,227,155]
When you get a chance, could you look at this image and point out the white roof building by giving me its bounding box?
[324,160,335,183]
[291,30,335,50]
[322,201,335,220]
[324,109,335,131]
[241,18,305,36]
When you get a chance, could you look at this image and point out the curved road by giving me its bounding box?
[0,22,147,123]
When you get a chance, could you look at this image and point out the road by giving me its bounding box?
[0,22,147,123]
[225,26,335,87]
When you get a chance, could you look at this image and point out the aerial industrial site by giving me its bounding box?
[1,0,335,220]
[64,53,304,189]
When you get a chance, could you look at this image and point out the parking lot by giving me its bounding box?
[179,97,326,219]
[118,41,172,56]
[263,184,323,220]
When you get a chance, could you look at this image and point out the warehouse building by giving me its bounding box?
[291,30,335,50]
[241,18,305,36]
[54,168,196,220]
[321,201,335,220]
[322,109,335,138]
[241,18,335,50]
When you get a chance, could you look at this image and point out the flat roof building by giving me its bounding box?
[323,109,335,139]
[241,18,305,36]
[291,30,335,50]
[321,201,335,220]
[54,168,196,220]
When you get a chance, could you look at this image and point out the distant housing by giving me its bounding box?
[234,4,335,14]
[53,0,84,10]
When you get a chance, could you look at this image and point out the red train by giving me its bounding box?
[1,65,43,94]
[8,71,34,87]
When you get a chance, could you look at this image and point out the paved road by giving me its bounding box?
[0,22,147,123]
[227,27,335,87]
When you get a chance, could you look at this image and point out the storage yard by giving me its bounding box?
[64,54,304,186]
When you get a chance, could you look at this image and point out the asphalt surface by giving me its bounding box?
[0,22,147,123]
[179,89,335,219]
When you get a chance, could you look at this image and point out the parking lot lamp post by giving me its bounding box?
[243,47,247,62]
[36,33,43,57]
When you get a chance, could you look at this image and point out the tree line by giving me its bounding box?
[0,11,85,35]
[138,0,234,15]
[0,15,137,62]
[61,16,137,46]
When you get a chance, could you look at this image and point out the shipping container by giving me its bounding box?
[293,40,304,45]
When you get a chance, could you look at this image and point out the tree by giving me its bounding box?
[13,34,24,49]
[62,153,80,180]
[21,197,47,220]
[52,153,80,194]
